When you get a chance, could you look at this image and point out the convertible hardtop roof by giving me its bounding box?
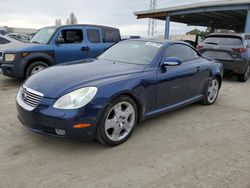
[44,24,120,31]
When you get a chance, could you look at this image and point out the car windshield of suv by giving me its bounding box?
[30,27,57,44]
[98,40,162,65]
[202,36,243,46]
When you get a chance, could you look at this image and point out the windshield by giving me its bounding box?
[30,27,57,44]
[98,40,162,65]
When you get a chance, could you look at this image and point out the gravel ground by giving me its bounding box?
[0,74,250,188]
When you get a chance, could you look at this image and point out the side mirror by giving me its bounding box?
[163,57,183,66]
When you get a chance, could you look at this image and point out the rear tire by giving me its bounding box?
[238,64,250,82]
[25,61,49,78]
[96,95,138,146]
[201,77,220,105]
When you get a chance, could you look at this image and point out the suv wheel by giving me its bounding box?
[26,61,49,78]
[96,95,138,146]
[238,64,250,82]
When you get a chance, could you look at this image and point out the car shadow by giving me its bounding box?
[0,75,23,90]
[24,103,199,153]
[135,103,199,131]
[222,73,238,82]
[25,132,107,152]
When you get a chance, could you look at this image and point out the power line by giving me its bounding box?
[148,0,157,37]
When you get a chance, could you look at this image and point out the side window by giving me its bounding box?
[164,44,199,62]
[244,36,250,47]
[87,29,101,43]
[0,37,10,44]
[57,29,83,44]
[192,49,200,59]
[103,29,121,43]
[247,40,250,47]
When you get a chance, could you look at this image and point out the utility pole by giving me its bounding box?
[148,0,157,37]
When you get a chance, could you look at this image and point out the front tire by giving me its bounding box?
[96,95,138,146]
[201,77,220,105]
[238,64,250,82]
[26,61,49,78]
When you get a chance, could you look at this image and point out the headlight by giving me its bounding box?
[4,53,16,62]
[53,87,98,109]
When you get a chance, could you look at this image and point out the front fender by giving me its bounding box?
[91,77,145,123]
[18,52,55,77]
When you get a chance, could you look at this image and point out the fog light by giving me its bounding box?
[55,129,66,136]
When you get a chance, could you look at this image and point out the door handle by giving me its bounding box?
[81,46,90,51]
[196,66,201,72]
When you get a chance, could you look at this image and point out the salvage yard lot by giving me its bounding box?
[0,74,250,188]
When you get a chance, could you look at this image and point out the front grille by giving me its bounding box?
[20,86,43,108]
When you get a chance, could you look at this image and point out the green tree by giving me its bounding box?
[65,13,78,25]
[186,29,202,35]
[186,27,212,36]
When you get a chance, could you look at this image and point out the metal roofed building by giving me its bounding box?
[134,0,250,39]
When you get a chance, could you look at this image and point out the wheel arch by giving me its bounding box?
[20,52,54,78]
[214,74,222,89]
[23,58,50,77]
[107,91,144,123]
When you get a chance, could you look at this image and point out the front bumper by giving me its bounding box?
[216,59,248,75]
[16,96,102,140]
[1,63,18,78]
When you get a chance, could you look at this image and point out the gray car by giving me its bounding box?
[198,33,250,82]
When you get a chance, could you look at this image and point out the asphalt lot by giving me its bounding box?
[0,74,250,188]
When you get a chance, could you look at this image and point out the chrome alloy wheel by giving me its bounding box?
[207,79,219,103]
[31,65,46,75]
[105,102,136,142]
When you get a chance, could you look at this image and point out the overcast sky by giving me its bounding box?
[0,0,218,36]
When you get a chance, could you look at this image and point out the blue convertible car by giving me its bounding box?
[16,40,223,146]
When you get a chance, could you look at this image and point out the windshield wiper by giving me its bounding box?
[31,41,40,44]
[205,42,218,45]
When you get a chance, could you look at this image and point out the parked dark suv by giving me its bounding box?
[198,33,250,82]
[0,24,121,79]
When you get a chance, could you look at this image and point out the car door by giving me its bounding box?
[85,26,104,58]
[54,27,87,64]
[156,44,205,109]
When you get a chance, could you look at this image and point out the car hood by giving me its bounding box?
[24,59,145,98]
[2,42,51,52]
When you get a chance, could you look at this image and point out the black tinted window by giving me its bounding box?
[203,36,242,45]
[165,44,199,62]
[103,29,120,43]
[87,29,101,43]
[57,29,83,44]
[0,37,10,44]
[244,35,250,46]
